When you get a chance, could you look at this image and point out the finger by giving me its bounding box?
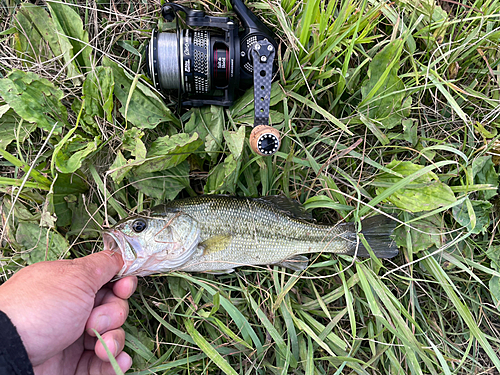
[94,287,111,307]
[94,288,120,308]
[84,332,97,351]
[72,251,124,293]
[86,297,129,336]
[94,328,126,361]
[76,351,132,375]
[112,276,138,299]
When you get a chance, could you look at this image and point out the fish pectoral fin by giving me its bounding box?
[274,255,309,271]
[203,268,235,275]
[200,234,232,255]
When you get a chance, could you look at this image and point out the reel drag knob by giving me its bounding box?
[250,125,281,156]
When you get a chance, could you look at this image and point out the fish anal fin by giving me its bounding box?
[274,255,309,271]
[200,234,232,255]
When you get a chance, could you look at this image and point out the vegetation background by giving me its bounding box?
[1,0,500,373]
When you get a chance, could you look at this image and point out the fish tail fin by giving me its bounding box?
[347,215,399,259]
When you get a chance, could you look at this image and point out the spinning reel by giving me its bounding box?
[146,0,281,156]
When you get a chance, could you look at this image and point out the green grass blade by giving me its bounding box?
[185,318,239,375]
[421,254,500,372]
[244,288,298,368]
[172,272,263,352]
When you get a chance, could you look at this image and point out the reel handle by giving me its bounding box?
[250,39,280,156]
[250,125,281,156]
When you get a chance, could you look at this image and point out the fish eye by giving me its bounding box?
[132,218,147,233]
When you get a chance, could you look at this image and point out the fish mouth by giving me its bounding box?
[103,230,139,277]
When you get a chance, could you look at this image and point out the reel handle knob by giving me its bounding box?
[250,125,281,156]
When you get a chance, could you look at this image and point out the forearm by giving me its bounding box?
[0,310,34,375]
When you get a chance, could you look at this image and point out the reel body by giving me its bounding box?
[146,0,281,156]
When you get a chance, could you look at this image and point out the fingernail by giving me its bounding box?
[129,277,138,297]
[114,339,120,356]
[96,315,111,332]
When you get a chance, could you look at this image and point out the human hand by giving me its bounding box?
[0,251,138,375]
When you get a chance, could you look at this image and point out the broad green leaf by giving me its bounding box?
[374,160,456,212]
[0,106,36,149]
[89,165,128,219]
[130,161,190,200]
[474,122,497,139]
[395,213,445,252]
[13,7,43,61]
[222,126,246,159]
[50,172,89,227]
[103,58,179,128]
[486,246,500,309]
[109,128,148,183]
[122,127,147,159]
[0,70,67,133]
[205,106,224,160]
[54,135,100,173]
[360,39,410,129]
[16,222,69,263]
[109,151,135,184]
[134,133,202,174]
[0,104,9,117]
[472,156,498,200]
[75,66,114,135]
[47,2,92,71]
[67,195,103,238]
[185,109,208,157]
[205,155,237,194]
[452,199,492,234]
[14,3,81,81]
[402,118,418,146]
[2,199,38,224]
[489,275,500,310]
[185,106,224,159]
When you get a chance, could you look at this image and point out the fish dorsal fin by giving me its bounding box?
[200,234,233,255]
[256,196,313,221]
[150,205,180,215]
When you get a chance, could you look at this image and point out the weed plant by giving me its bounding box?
[1,0,500,373]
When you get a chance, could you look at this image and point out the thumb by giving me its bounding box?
[71,251,124,292]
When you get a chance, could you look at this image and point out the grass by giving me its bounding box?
[1,0,500,373]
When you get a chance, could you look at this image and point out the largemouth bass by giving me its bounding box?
[103,195,398,277]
